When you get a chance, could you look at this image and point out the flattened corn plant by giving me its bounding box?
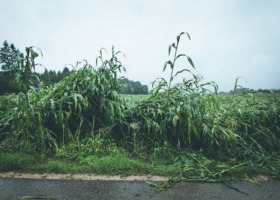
[117,32,280,180]
[118,32,220,152]
[0,46,127,157]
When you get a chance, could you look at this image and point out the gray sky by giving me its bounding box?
[1,0,279,92]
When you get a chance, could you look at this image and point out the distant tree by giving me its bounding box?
[0,40,21,71]
[41,69,51,85]
[0,41,21,94]
[0,71,19,94]
[35,67,72,86]
[142,85,148,94]
[62,67,71,77]
[118,78,149,94]
[229,87,250,94]
[257,89,271,93]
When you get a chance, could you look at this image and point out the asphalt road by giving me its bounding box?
[1,178,280,200]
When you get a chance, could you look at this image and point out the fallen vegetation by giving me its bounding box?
[0,33,279,187]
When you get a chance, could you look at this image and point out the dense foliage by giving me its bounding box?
[0,67,149,95]
[0,40,20,71]
[0,33,279,184]
[118,78,149,94]
[0,41,148,95]
[0,71,19,94]
[0,41,21,94]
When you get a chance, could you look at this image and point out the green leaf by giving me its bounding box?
[177,32,191,43]
[163,60,173,71]
[187,56,195,69]
[163,61,168,72]
[185,32,191,40]
[168,43,176,55]
[173,115,179,127]
[176,54,186,59]
[174,69,191,77]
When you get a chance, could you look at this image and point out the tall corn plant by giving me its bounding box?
[46,60,126,143]
[42,47,127,152]
[0,46,127,157]
[117,32,219,153]
[0,47,53,157]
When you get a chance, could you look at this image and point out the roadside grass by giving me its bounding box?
[0,153,37,172]
[0,149,277,179]
[0,152,181,176]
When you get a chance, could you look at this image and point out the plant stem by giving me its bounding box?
[168,42,179,94]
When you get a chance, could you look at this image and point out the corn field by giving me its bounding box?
[0,33,279,181]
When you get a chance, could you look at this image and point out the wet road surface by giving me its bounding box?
[1,178,280,200]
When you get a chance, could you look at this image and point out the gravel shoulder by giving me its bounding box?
[0,172,168,181]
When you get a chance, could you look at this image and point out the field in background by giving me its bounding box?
[122,94,149,106]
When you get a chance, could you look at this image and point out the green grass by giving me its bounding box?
[0,152,180,176]
[0,153,37,172]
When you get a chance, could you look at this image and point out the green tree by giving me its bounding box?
[0,41,21,94]
[118,78,149,94]
[34,67,72,86]
[0,71,19,94]
[62,66,71,77]
[0,40,21,71]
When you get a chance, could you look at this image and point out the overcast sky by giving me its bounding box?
[1,0,279,92]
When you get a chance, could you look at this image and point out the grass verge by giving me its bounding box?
[0,152,181,177]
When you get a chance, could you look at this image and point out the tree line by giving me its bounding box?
[0,41,149,95]
[227,88,280,94]
[118,78,148,94]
